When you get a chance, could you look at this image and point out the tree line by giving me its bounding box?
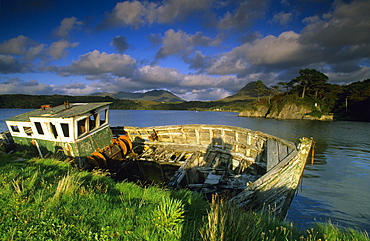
[0,95,143,110]
[254,69,370,121]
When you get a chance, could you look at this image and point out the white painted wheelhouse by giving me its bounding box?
[5,102,113,163]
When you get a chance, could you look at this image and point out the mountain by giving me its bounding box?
[220,81,269,101]
[91,90,185,102]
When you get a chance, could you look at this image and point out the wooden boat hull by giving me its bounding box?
[2,113,312,218]
[117,124,312,218]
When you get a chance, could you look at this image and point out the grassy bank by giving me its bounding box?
[0,152,368,241]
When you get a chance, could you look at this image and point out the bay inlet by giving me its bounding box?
[1,109,369,232]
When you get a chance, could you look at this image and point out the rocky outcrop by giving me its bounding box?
[266,104,309,119]
[303,113,334,121]
[239,104,333,121]
[238,106,269,118]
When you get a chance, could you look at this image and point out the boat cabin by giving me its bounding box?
[5,102,113,165]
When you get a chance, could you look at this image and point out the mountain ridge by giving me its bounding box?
[91,89,185,102]
[218,81,269,101]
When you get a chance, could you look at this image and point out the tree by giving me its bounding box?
[345,79,370,102]
[267,85,280,104]
[253,80,268,101]
[289,69,329,98]
[278,82,290,94]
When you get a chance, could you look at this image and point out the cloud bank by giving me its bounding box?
[0,0,369,101]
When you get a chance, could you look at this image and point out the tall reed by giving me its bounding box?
[53,173,83,198]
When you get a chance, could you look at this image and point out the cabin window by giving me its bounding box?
[77,118,87,137]
[89,114,98,131]
[11,125,20,133]
[34,122,44,135]
[100,109,107,125]
[23,126,33,136]
[50,123,58,139]
[61,123,70,137]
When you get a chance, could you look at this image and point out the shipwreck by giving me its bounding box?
[1,102,313,218]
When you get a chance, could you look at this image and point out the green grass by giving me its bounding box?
[0,152,369,241]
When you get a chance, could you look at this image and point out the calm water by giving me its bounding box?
[1,109,369,232]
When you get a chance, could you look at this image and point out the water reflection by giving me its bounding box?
[287,195,334,230]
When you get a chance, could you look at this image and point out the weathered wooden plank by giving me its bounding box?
[204,151,217,167]
[204,173,222,184]
[278,142,288,162]
[248,149,298,190]
[267,138,279,171]
[174,151,186,162]
[229,139,311,217]
[212,153,221,168]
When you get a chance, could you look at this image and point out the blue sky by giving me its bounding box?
[1,0,369,101]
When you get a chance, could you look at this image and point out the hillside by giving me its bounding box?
[220,81,269,101]
[91,90,185,102]
[0,94,144,110]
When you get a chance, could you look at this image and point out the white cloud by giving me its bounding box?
[0,77,53,94]
[134,66,245,94]
[59,64,246,100]
[0,35,33,55]
[1,0,369,100]
[0,35,45,60]
[136,65,183,84]
[207,54,249,76]
[217,0,269,30]
[199,0,370,84]
[205,30,317,77]
[46,40,79,60]
[54,17,84,38]
[101,0,212,29]
[180,74,241,89]
[153,0,211,24]
[245,31,309,66]
[154,29,222,60]
[52,82,99,96]
[326,66,370,84]
[25,44,46,61]
[58,50,136,77]
[272,11,292,25]
[0,54,28,73]
[110,35,129,53]
[0,35,77,63]
[104,1,146,28]
[300,0,370,47]
[297,0,370,75]
[185,50,212,72]
[178,88,232,101]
